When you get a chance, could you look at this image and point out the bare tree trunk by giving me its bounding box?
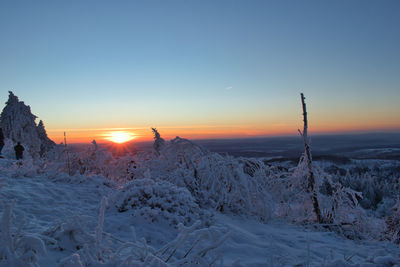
[299,93,322,223]
[64,131,71,176]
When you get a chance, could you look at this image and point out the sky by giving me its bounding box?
[0,0,399,143]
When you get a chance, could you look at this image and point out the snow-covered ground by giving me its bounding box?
[1,91,399,266]
[1,158,399,266]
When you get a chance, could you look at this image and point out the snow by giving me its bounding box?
[1,93,399,266]
[1,157,399,266]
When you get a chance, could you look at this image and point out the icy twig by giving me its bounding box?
[95,197,108,262]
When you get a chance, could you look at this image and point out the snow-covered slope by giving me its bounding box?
[0,94,399,266]
[1,158,399,266]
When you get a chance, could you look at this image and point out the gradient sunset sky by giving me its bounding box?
[1,0,399,143]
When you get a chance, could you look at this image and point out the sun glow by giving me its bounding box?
[105,131,135,144]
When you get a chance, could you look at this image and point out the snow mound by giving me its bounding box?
[110,179,211,227]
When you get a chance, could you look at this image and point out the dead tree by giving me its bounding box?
[298,93,322,223]
[64,131,71,176]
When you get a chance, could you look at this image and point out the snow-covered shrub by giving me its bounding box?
[193,154,273,219]
[279,154,363,224]
[62,221,230,267]
[42,215,95,253]
[106,151,153,185]
[272,154,386,239]
[49,141,149,185]
[384,197,400,244]
[0,201,46,266]
[58,196,230,267]
[0,157,38,179]
[272,156,317,222]
[69,140,116,177]
[41,144,69,175]
[13,157,38,178]
[156,222,230,266]
[132,135,274,221]
[43,198,113,266]
[110,178,210,226]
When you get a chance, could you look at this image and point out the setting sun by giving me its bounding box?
[105,131,135,144]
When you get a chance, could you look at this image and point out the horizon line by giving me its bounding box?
[49,128,400,144]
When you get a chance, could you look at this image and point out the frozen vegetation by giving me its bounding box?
[0,91,399,266]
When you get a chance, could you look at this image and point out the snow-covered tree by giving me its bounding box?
[0,91,55,158]
[152,128,165,156]
[37,120,56,157]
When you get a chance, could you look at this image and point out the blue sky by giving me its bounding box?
[0,0,399,141]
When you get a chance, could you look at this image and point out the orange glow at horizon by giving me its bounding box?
[104,131,136,144]
[46,122,400,144]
